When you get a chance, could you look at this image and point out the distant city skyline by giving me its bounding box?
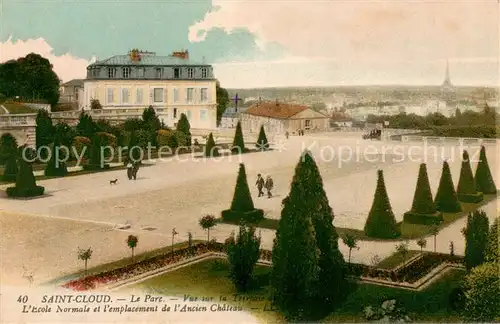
[1,1,498,87]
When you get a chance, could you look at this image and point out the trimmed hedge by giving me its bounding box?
[435,161,462,213]
[6,185,45,197]
[430,125,499,138]
[403,211,443,225]
[457,192,484,204]
[221,209,264,223]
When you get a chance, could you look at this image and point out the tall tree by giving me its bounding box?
[142,106,162,146]
[126,235,139,263]
[35,109,54,156]
[434,161,462,213]
[256,125,269,150]
[204,133,219,157]
[463,210,490,271]
[44,130,68,177]
[474,146,497,194]
[272,151,346,320]
[176,113,191,146]
[484,218,499,263]
[226,225,261,292]
[364,170,400,238]
[457,150,483,203]
[76,112,96,139]
[216,81,229,126]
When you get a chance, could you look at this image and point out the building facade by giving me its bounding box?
[83,49,217,129]
[241,102,329,135]
[59,79,84,109]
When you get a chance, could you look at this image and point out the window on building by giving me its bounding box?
[108,67,116,78]
[174,68,181,79]
[107,88,114,103]
[91,68,100,77]
[173,108,177,119]
[200,109,207,121]
[122,67,131,78]
[136,88,143,104]
[173,88,179,103]
[186,88,194,103]
[137,68,145,78]
[75,89,79,101]
[201,68,208,78]
[153,88,163,102]
[200,88,208,102]
[187,68,194,78]
[305,119,311,128]
[155,68,163,79]
[122,88,130,103]
[186,110,192,120]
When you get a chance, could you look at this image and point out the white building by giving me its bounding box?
[83,49,217,129]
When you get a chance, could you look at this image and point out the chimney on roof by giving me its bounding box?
[172,50,189,60]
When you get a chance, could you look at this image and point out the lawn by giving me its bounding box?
[219,193,498,242]
[126,258,465,323]
[375,250,422,270]
[2,103,38,114]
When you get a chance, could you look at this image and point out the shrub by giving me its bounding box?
[204,133,220,157]
[0,132,18,165]
[157,129,188,151]
[484,218,499,263]
[434,161,462,213]
[226,225,261,292]
[176,113,191,146]
[464,210,490,271]
[449,288,466,311]
[72,136,91,160]
[231,121,246,154]
[256,125,269,150]
[474,146,497,194]
[364,170,400,239]
[2,155,18,182]
[457,150,483,203]
[463,262,500,322]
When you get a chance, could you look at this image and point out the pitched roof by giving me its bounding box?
[62,79,84,87]
[89,55,207,67]
[244,102,308,119]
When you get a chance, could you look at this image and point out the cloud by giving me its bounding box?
[0,37,91,82]
[189,1,499,62]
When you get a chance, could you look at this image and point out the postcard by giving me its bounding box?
[0,0,498,323]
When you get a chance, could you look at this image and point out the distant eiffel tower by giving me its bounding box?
[441,60,454,91]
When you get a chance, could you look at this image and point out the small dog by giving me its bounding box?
[109,179,118,185]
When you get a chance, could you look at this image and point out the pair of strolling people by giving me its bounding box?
[126,161,140,180]
[256,174,274,198]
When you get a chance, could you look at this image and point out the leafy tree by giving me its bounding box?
[216,81,229,126]
[204,133,219,157]
[434,161,462,213]
[90,98,102,110]
[35,109,54,156]
[417,238,427,254]
[430,225,440,252]
[0,53,60,106]
[457,150,483,203]
[226,224,261,292]
[176,113,191,146]
[77,247,93,277]
[464,210,490,271]
[474,146,497,194]
[0,132,18,165]
[76,112,96,139]
[123,118,144,132]
[342,234,358,267]
[272,151,346,320]
[463,262,500,322]
[142,106,162,146]
[364,170,400,238]
[256,125,269,150]
[126,235,139,262]
[44,130,68,177]
[483,218,498,264]
[87,134,104,169]
[199,214,217,243]
[127,131,142,163]
[232,121,246,153]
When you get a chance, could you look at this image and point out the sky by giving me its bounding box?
[0,0,498,88]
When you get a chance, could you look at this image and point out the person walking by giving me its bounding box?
[132,161,140,180]
[256,174,265,197]
[126,161,133,180]
[285,131,289,139]
[265,175,274,198]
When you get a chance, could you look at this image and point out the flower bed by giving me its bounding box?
[62,242,226,291]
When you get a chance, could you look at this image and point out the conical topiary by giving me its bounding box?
[364,170,400,239]
[256,125,269,150]
[176,113,192,146]
[6,150,45,197]
[2,155,18,182]
[457,150,483,203]
[222,163,263,222]
[204,133,219,157]
[403,163,443,225]
[474,146,497,194]
[434,161,462,213]
[231,121,246,154]
[44,133,68,177]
